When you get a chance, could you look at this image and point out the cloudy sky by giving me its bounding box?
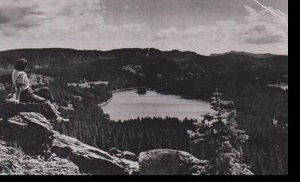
[0,0,288,55]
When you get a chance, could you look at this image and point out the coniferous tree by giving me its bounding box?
[189,91,253,175]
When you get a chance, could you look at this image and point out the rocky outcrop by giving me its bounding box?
[1,104,218,175]
[0,140,80,175]
[0,112,135,175]
[2,100,56,120]
[0,112,54,155]
[52,132,128,175]
[1,111,209,175]
[139,149,208,175]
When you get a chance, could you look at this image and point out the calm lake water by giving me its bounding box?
[101,90,213,121]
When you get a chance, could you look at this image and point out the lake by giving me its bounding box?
[101,89,213,121]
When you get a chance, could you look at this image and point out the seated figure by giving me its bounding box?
[10,58,69,123]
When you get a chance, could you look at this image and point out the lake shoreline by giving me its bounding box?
[99,86,210,107]
[98,87,143,107]
[101,89,213,121]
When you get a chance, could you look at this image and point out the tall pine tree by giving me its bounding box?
[189,91,253,175]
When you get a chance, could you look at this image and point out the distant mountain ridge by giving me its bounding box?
[210,51,287,59]
[0,48,287,63]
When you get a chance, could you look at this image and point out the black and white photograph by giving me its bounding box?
[0,0,288,176]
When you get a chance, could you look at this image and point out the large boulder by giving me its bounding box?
[0,112,54,155]
[139,149,208,175]
[51,132,129,175]
[2,100,56,120]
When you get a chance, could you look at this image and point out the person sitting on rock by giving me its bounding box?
[12,58,69,123]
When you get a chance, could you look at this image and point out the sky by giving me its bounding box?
[0,0,288,55]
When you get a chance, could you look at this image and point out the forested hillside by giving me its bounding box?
[0,48,288,174]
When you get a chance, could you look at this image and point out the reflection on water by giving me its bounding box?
[101,90,213,121]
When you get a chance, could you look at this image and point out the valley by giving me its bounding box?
[0,48,288,174]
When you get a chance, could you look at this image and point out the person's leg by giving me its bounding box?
[20,90,68,122]
[33,87,54,102]
[32,87,60,115]
[42,100,69,123]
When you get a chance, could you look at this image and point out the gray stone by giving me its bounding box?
[2,112,54,155]
[52,132,129,175]
[139,149,208,175]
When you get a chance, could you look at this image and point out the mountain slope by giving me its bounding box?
[0,48,288,175]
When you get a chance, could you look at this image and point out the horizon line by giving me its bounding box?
[0,47,288,57]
